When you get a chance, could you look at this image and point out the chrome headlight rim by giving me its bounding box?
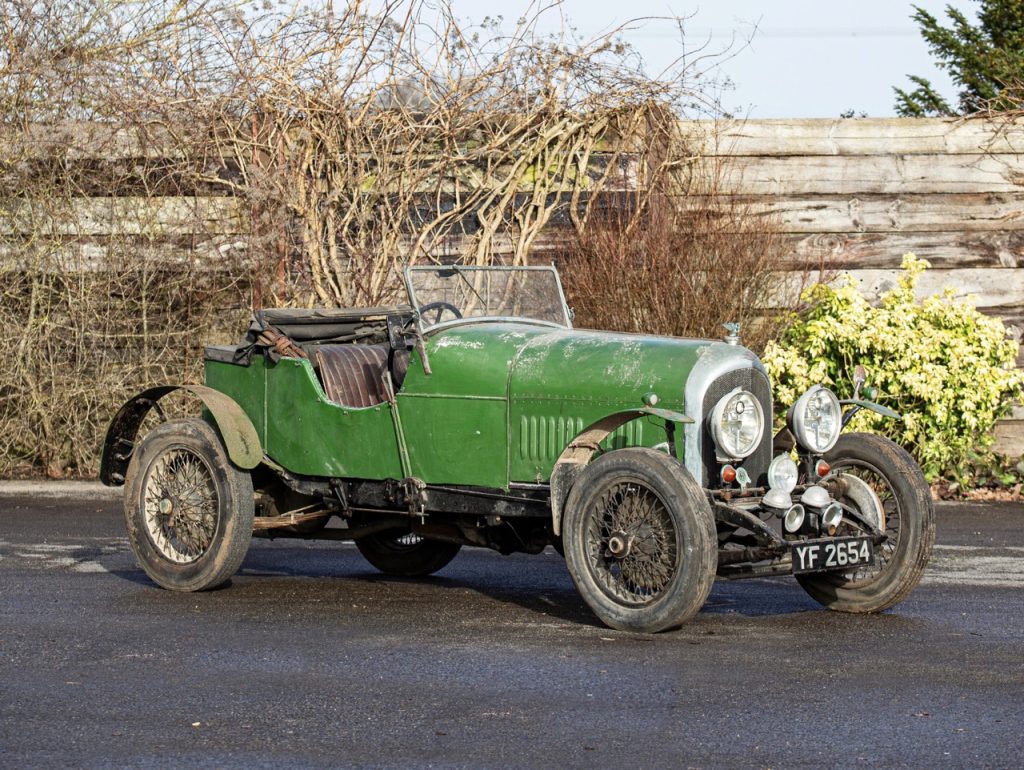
[788,384,842,454]
[710,387,765,460]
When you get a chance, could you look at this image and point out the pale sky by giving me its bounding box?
[443,0,976,117]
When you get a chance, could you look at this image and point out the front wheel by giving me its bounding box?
[561,448,717,633]
[123,418,254,591]
[355,530,461,577]
[797,432,935,613]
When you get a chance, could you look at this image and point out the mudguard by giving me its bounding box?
[839,399,902,420]
[549,406,693,536]
[99,385,262,486]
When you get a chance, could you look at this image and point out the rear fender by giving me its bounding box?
[550,407,693,536]
[100,385,262,486]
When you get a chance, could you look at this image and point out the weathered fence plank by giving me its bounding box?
[770,268,1024,312]
[844,267,1024,309]
[0,122,185,160]
[0,196,244,236]
[0,237,250,270]
[693,117,1023,454]
[715,154,1024,195]
[686,193,1024,234]
[686,118,1024,156]
[3,117,1023,457]
[784,232,1024,269]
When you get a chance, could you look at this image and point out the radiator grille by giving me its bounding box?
[701,368,773,487]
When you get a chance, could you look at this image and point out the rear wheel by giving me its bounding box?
[562,448,717,633]
[123,418,254,591]
[797,433,934,613]
[356,530,461,577]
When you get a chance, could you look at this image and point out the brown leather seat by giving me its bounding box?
[315,344,390,408]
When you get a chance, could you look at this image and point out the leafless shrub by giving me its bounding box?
[141,1,726,307]
[0,1,251,476]
[0,0,736,476]
[558,119,825,354]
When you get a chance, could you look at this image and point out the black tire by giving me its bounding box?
[355,530,461,577]
[561,448,717,633]
[797,432,935,613]
[123,418,254,592]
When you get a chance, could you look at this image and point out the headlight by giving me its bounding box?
[788,385,842,453]
[768,453,798,493]
[711,388,764,459]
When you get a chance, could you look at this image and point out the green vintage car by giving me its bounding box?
[101,265,934,632]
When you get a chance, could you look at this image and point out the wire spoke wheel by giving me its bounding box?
[586,479,678,605]
[829,459,901,586]
[562,448,717,633]
[143,447,220,564]
[124,418,254,592]
[797,433,934,614]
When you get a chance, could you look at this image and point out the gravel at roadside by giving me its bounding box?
[0,480,121,500]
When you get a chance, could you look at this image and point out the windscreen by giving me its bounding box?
[406,266,571,330]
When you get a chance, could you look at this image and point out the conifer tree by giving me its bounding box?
[895,0,1024,116]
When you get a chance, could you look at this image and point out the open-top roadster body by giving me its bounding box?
[101,265,934,632]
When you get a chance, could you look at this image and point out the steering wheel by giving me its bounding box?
[418,301,463,325]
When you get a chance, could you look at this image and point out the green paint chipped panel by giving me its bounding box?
[507,328,709,482]
[205,354,402,479]
[204,320,711,488]
[204,356,267,447]
[395,321,554,488]
[264,358,403,478]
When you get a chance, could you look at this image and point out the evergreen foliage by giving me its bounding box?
[895,0,1024,116]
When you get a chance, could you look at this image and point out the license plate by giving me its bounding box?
[791,536,874,574]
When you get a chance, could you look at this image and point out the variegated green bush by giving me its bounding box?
[763,254,1023,481]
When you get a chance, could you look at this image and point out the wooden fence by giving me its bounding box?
[4,117,1023,455]
[683,118,1024,455]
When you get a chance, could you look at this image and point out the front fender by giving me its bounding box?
[99,385,262,486]
[549,407,693,536]
[840,399,902,420]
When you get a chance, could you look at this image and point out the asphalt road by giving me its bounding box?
[1,492,1023,769]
